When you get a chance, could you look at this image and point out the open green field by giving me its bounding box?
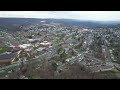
[0,62,10,65]
[0,45,7,54]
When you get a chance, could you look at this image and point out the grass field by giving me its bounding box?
[0,45,7,54]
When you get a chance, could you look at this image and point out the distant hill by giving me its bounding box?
[0,18,40,31]
[41,19,120,28]
[105,24,120,28]
[0,18,120,31]
[95,23,120,30]
[43,19,104,28]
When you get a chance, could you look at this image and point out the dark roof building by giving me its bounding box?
[0,45,21,63]
[7,47,14,52]
[0,53,17,63]
[7,46,20,52]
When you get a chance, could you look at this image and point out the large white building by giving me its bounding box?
[40,41,52,47]
[19,44,32,49]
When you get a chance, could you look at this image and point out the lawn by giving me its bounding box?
[0,45,7,54]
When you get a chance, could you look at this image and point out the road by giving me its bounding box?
[84,54,102,62]
[102,35,111,62]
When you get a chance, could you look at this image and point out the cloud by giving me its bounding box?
[0,11,52,18]
[0,11,120,21]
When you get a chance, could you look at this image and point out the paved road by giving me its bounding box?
[102,35,111,62]
[84,54,102,62]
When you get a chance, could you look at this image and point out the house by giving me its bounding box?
[0,46,21,63]
[0,53,17,63]
[7,47,14,52]
[28,39,38,43]
[7,46,20,53]
[36,47,46,55]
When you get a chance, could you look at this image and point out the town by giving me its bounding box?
[0,19,120,79]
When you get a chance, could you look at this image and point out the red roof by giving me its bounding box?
[15,46,21,50]
[0,58,14,62]
[7,47,14,52]
[0,52,18,63]
[12,43,20,47]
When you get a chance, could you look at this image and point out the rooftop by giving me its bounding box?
[0,53,15,60]
[40,41,51,46]
[19,44,32,49]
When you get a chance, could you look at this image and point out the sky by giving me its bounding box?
[0,11,120,21]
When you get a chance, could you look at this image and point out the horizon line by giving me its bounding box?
[0,17,120,22]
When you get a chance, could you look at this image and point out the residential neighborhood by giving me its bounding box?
[0,12,120,79]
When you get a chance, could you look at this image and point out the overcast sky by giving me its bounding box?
[0,11,120,21]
